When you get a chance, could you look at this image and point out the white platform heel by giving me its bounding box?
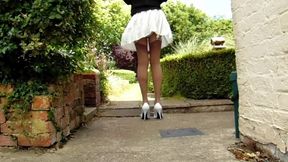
[154,103,163,119]
[140,103,150,120]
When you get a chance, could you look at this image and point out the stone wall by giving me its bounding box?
[232,0,288,158]
[0,73,98,147]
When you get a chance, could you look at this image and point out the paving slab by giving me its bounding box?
[83,107,97,123]
[185,99,233,106]
[0,112,240,162]
[99,98,234,117]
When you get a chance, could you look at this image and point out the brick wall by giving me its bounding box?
[232,0,288,157]
[0,74,88,147]
[82,72,101,107]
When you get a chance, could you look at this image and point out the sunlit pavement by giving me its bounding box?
[0,112,240,162]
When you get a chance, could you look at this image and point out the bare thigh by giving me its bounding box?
[135,32,161,47]
[148,32,161,44]
[136,37,147,47]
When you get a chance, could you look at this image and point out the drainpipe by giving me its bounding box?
[230,71,240,138]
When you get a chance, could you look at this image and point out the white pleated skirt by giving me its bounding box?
[121,9,173,51]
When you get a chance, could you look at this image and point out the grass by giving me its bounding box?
[108,69,137,83]
[106,69,141,100]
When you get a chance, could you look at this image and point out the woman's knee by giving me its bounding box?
[137,73,147,82]
[150,60,160,67]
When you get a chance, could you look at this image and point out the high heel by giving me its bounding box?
[154,103,163,119]
[140,103,150,120]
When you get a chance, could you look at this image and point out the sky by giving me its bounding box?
[179,0,232,19]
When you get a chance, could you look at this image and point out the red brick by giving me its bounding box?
[69,111,77,120]
[85,91,96,98]
[75,116,81,128]
[63,126,70,136]
[64,93,74,107]
[60,116,69,129]
[96,91,101,106]
[73,74,83,83]
[55,107,64,121]
[81,73,96,80]
[0,97,8,109]
[30,111,49,121]
[96,77,100,85]
[74,105,84,115]
[0,110,6,124]
[0,135,17,146]
[96,83,100,91]
[52,96,64,109]
[56,131,62,143]
[0,84,14,94]
[32,96,51,110]
[17,133,56,147]
[69,119,76,130]
[85,99,96,107]
[64,106,70,116]
[1,122,13,135]
[31,120,56,134]
[1,121,31,135]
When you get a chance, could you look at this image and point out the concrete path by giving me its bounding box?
[0,112,240,162]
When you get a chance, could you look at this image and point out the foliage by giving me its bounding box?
[162,1,211,54]
[148,69,154,93]
[209,18,234,37]
[0,92,6,97]
[162,1,234,55]
[111,45,137,72]
[109,69,136,83]
[0,0,97,82]
[173,37,211,55]
[4,82,50,113]
[161,49,236,99]
[93,0,130,56]
[163,1,211,44]
[99,71,109,102]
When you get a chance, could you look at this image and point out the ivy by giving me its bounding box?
[0,92,6,97]
[48,108,61,132]
[5,81,50,112]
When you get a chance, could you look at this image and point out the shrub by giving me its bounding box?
[93,0,130,56]
[161,1,234,55]
[0,0,96,83]
[173,37,211,55]
[111,45,137,72]
[161,49,236,99]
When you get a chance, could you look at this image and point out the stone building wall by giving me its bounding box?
[232,0,288,158]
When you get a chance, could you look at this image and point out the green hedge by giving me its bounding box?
[161,49,236,99]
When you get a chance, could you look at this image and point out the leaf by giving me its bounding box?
[49,13,62,19]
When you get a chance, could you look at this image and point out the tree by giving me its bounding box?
[162,1,234,54]
[93,0,130,56]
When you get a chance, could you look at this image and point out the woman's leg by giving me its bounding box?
[135,38,149,103]
[149,33,162,104]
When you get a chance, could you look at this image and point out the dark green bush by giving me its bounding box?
[0,0,96,83]
[161,49,236,99]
